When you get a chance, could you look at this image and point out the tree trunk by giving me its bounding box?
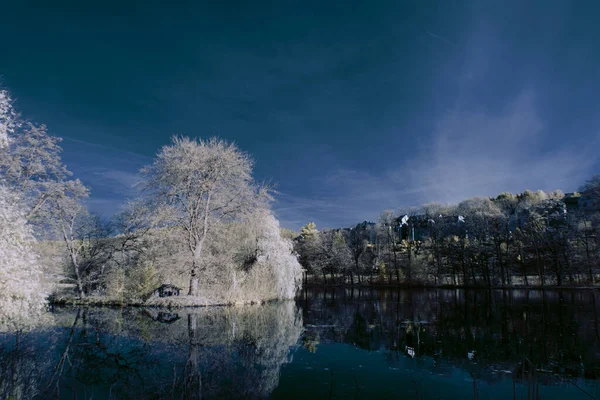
[189,191,212,296]
[555,256,563,286]
[436,249,442,285]
[188,263,199,296]
[498,243,506,287]
[185,314,203,399]
[392,246,399,284]
[535,245,544,287]
[70,252,85,299]
[407,247,413,283]
[584,235,593,283]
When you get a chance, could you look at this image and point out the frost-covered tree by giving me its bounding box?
[0,185,46,328]
[0,86,92,298]
[233,210,303,302]
[140,136,270,296]
[295,222,327,282]
[0,89,17,149]
[0,90,46,327]
[40,182,90,298]
[0,88,87,226]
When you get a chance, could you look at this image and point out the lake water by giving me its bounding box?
[1,288,599,399]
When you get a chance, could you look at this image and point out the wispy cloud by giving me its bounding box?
[410,90,599,204]
[273,168,422,229]
[425,30,457,46]
[274,90,599,230]
[60,138,151,216]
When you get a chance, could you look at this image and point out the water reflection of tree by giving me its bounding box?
[38,308,162,398]
[175,302,304,399]
[301,288,600,381]
[0,330,46,399]
[0,302,303,399]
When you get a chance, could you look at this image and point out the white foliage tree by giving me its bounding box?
[0,89,45,327]
[0,89,17,149]
[1,86,91,299]
[0,185,46,328]
[236,210,303,302]
[140,136,270,296]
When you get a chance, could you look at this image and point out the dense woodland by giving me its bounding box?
[295,179,600,287]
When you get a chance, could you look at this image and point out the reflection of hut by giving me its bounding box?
[153,284,181,298]
[143,309,181,323]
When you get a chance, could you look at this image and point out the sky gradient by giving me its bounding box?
[1,1,599,229]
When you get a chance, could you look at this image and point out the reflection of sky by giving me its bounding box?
[2,1,600,228]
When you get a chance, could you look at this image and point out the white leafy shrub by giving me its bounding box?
[0,185,47,328]
[232,210,303,303]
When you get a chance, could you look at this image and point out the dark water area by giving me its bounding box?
[1,289,599,399]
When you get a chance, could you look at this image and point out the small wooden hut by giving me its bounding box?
[152,284,182,298]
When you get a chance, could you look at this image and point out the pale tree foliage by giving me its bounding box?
[328,230,353,282]
[294,225,353,285]
[294,222,324,282]
[41,182,90,298]
[295,222,326,282]
[231,210,303,302]
[0,186,46,329]
[0,90,47,328]
[144,210,303,305]
[0,119,79,223]
[1,86,90,299]
[0,89,18,149]
[140,136,274,296]
[377,210,400,283]
[300,222,318,236]
[280,227,298,241]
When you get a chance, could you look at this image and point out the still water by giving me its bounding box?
[1,289,599,399]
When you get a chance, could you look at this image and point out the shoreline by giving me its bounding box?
[49,284,600,308]
[48,294,293,308]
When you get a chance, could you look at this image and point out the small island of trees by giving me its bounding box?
[0,87,302,314]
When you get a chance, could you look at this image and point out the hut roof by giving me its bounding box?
[157,284,181,290]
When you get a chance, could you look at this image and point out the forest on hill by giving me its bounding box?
[294,178,600,288]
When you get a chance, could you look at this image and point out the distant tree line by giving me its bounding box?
[295,180,600,287]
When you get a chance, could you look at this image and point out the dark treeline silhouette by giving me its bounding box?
[295,175,600,287]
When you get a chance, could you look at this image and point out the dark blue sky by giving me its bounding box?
[1,1,599,229]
